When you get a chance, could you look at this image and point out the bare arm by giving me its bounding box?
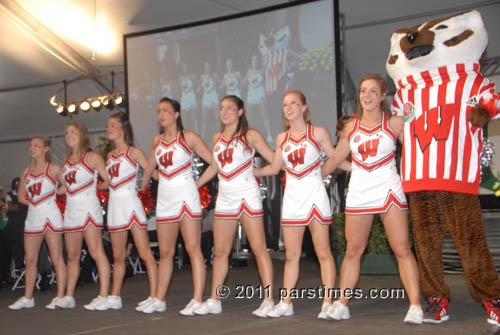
[196,133,219,188]
[247,128,274,163]
[51,163,67,195]
[140,136,161,190]
[87,152,109,190]
[17,169,29,206]
[321,122,353,177]
[389,115,404,143]
[254,133,285,177]
[185,131,213,164]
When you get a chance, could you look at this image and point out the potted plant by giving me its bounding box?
[331,213,412,274]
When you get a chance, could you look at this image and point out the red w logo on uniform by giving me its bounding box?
[413,104,456,152]
[218,148,234,168]
[28,183,42,198]
[358,139,380,161]
[288,147,306,168]
[64,170,77,185]
[159,151,174,169]
[108,163,120,179]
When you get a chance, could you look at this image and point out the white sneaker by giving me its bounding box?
[95,296,122,311]
[194,299,222,315]
[9,296,35,310]
[318,302,333,320]
[56,296,76,309]
[140,298,166,314]
[138,296,154,307]
[267,301,293,318]
[46,297,63,310]
[327,301,350,321]
[84,296,107,311]
[253,300,274,318]
[179,299,202,316]
[404,305,424,325]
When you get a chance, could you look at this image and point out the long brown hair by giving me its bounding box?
[220,95,249,142]
[109,112,134,149]
[356,73,391,120]
[65,122,91,161]
[32,136,52,162]
[158,97,184,136]
[282,90,311,130]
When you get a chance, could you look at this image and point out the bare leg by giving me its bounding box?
[281,225,306,304]
[44,232,66,298]
[23,235,44,299]
[155,223,180,301]
[83,226,110,297]
[180,218,205,302]
[308,220,335,304]
[64,232,83,297]
[130,226,158,298]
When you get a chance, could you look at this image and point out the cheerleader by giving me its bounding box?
[58,122,111,310]
[105,112,158,310]
[9,137,66,310]
[139,97,212,314]
[221,59,241,98]
[179,63,199,132]
[321,74,422,324]
[254,90,339,319]
[200,61,220,138]
[243,55,272,142]
[194,95,275,317]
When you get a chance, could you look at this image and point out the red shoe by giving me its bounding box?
[484,299,500,326]
[423,297,449,324]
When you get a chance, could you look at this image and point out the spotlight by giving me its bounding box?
[114,93,124,106]
[102,95,113,110]
[91,98,102,111]
[56,103,65,114]
[67,103,77,114]
[80,100,91,112]
[49,95,58,106]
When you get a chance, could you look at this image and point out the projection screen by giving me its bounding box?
[125,0,340,153]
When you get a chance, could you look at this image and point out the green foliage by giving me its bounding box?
[96,136,112,160]
[331,212,413,255]
[298,45,334,73]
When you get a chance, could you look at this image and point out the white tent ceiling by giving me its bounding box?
[0,0,499,189]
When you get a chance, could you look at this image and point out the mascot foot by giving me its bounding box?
[423,297,449,324]
[484,299,500,326]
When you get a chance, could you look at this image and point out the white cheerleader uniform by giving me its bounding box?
[106,147,147,232]
[224,72,241,98]
[155,132,202,223]
[63,152,104,232]
[180,78,197,109]
[246,71,265,104]
[201,75,218,108]
[281,124,332,226]
[346,114,408,214]
[213,131,263,219]
[24,163,64,235]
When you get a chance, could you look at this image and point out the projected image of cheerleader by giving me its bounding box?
[8,137,66,311]
[139,97,213,315]
[243,55,272,142]
[160,69,175,99]
[179,63,199,132]
[321,74,422,324]
[194,95,274,317]
[254,90,345,319]
[199,61,220,138]
[60,122,111,311]
[221,59,241,98]
[105,112,158,311]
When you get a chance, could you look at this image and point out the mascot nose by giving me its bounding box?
[407,32,419,44]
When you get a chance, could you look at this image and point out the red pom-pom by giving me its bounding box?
[56,194,66,217]
[281,173,287,189]
[96,189,109,206]
[198,185,212,209]
[138,188,155,216]
[351,114,357,118]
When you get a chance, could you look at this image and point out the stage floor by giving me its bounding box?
[1,259,498,335]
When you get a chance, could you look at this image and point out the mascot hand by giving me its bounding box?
[468,106,491,128]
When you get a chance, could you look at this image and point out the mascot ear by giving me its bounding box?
[468,106,491,128]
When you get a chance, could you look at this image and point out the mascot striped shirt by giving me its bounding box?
[391,63,500,194]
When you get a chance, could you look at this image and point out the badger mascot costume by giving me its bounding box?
[386,10,500,325]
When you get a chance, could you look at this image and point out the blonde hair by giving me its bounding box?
[32,136,52,162]
[356,73,391,120]
[65,122,91,161]
[282,90,311,130]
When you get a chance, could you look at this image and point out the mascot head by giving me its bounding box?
[386,10,487,83]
